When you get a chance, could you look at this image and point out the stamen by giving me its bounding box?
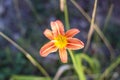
[54,35,67,48]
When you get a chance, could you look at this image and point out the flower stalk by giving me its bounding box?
[64,0,70,30]
[63,1,86,80]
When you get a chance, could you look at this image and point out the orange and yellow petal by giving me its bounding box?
[66,38,84,50]
[59,48,67,63]
[65,28,80,38]
[44,29,53,40]
[40,41,58,57]
[50,20,65,36]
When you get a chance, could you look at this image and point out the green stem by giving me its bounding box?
[63,1,85,79]
[0,32,50,79]
[64,0,70,30]
[68,50,76,67]
[68,50,86,80]
[76,55,86,80]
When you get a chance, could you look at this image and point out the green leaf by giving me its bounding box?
[76,53,100,74]
[10,75,51,80]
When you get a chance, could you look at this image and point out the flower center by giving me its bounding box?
[54,35,67,48]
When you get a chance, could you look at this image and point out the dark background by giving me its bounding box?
[0,0,120,80]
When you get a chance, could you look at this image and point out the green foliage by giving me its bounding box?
[10,75,50,80]
[0,47,38,80]
[1,0,120,80]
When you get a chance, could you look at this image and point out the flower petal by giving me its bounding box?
[65,28,80,38]
[50,20,65,36]
[66,38,84,50]
[40,41,58,57]
[44,29,53,40]
[59,48,67,63]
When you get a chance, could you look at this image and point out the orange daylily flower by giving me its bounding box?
[40,20,84,63]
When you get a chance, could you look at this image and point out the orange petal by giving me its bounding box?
[44,29,53,40]
[50,20,65,36]
[40,41,58,57]
[66,38,84,50]
[65,28,80,38]
[59,48,67,63]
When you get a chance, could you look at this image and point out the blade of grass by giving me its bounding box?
[11,75,50,80]
[84,0,97,52]
[71,0,115,59]
[103,4,114,32]
[99,56,120,80]
[0,32,50,78]
[75,54,86,80]
[79,54,100,74]
[68,50,86,80]
[94,24,114,59]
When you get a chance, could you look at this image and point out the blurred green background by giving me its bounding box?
[0,0,120,80]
